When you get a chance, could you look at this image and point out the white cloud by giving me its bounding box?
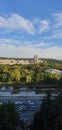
[32,18,49,34]
[0,13,62,59]
[53,12,62,29]
[0,38,21,45]
[43,47,62,59]
[28,42,47,48]
[49,12,62,39]
[0,43,62,59]
[0,13,49,34]
[38,20,49,34]
[0,38,48,48]
[50,29,62,39]
[0,13,35,34]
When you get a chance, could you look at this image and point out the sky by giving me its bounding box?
[0,0,62,59]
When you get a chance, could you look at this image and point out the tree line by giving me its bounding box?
[0,60,62,86]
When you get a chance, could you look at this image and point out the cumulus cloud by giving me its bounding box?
[0,13,49,34]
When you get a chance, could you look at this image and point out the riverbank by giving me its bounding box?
[0,82,61,90]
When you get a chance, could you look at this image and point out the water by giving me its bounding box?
[0,87,58,97]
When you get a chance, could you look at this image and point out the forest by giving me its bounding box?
[0,59,62,88]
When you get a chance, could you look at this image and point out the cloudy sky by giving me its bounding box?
[0,0,62,59]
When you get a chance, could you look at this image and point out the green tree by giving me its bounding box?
[30,93,62,130]
[26,75,32,83]
[13,69,21,83]
[0,102,19,130]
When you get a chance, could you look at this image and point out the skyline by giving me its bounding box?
[0,0,62,59]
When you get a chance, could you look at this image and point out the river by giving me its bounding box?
[0,86,59,97]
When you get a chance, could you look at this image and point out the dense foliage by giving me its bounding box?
[0,60,62,86]
[30,93,62,130]
[0,102,19,130]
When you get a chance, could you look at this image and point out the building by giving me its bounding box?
[0,55,43,65]
[34,55,39,64]
[46,69,62,75]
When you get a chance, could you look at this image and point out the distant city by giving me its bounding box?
[0,55,43,65]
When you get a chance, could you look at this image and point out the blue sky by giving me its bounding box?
[0,0,62,59]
